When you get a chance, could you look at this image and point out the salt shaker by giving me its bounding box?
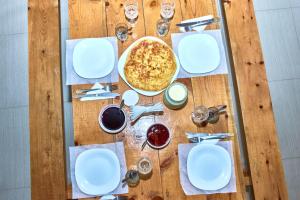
[123,169,140,187]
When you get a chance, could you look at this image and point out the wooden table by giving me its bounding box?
[69,0,245,199]
[29,0,289,199]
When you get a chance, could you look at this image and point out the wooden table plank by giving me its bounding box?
[69,0,113,145]
[106,1,164,199]
[143,0,245,199]
[223,0,289,199]
[28,0,66,199]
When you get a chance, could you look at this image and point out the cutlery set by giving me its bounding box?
[186,132,233,143]
[176,17,220,31]
[74,84,119,99]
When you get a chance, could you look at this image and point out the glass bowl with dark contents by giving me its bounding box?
[146,123,171,149]
[99,104,127,134]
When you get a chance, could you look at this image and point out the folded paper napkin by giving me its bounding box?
[178,141,236,195]
[79,82,114,101]
[66,37,119,85]
[69,142,128,199]
[171,30,228,78]
[179,15,214,32]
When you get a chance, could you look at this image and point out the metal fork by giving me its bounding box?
[189,134,231,143]
[76,84,118,94]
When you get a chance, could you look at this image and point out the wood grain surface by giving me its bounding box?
[28,0,66,199]
[28,0,289,199]
[68,0,245,199]
[223,0,289,199]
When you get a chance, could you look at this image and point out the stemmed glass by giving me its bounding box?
[160,0,175,21]
[124,0,139,27]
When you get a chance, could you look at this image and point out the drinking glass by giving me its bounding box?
[160,0,175,21]
[124,0,139,26]
[156,19,170,37]
[115,23,129,42]
[191,106,209,127]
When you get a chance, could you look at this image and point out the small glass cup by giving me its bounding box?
[137,157,152,179]
[160,0,175,21]
[156,19,170,37]
[115,23,129,42]
[191,106,209,127]
[124,0,139,27]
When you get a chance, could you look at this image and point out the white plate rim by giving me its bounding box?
[178,33,221,74]
[118,36,180,96]
[75,148,121,195]
[186,144,232,191]
[73,38,115,79]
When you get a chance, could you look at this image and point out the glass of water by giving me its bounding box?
[124,0,139,27]
[156,19,170,37]
[160,0,175,21]
[115,23,129,42]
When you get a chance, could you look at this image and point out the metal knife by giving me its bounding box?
[176,18,219,27]
[74,92,120,99]
[186,133,233,143]
[186,132,229,138]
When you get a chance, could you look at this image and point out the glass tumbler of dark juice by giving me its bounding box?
[99,104,127,134]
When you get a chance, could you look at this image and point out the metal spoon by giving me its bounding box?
[120,99,125,110]
[141,135,150,151]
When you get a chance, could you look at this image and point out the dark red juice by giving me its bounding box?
[147,124,170,147]
[101,107,125,131]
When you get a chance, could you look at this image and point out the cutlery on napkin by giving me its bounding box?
[178,15,214,32]
[75,82,120,101]
[186,132,233,143]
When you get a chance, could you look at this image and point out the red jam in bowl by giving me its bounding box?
[147,124,170,148]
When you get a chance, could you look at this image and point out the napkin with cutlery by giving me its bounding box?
[69,142,128,199]
[178,15,214,32]
[77,82,120,101]
[178,141,237,195]
[66,37,119,85]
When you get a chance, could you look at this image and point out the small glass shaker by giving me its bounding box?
[123,169,140,187]
[207,105,227,124]
[191,106,209,127]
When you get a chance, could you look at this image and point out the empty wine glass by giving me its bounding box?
[160,0,175,21]
[124,0,139,27]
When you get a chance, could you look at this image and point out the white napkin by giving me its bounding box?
[178,141,237,195]
[179,15,214,32]
[70,142,128,199]
[80,82,110,101]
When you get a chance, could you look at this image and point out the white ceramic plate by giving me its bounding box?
[178,34,220,74]
[73,38,115,79]
[187,144,231,191]
[118,36,180,96]
[75,148,120,195]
